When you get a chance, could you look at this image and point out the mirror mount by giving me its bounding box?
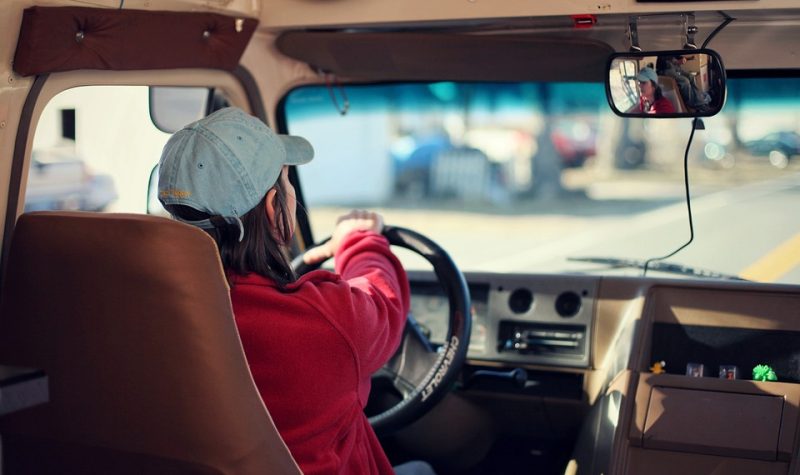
[627,16,642,52]
[627,13,698,52]
[605,48,726,119]
[683,13,698,49]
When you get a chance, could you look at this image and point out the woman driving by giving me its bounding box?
[157,107,433,475]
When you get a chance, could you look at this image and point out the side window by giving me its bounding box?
[27,85,220,214]
[608,59,639,112]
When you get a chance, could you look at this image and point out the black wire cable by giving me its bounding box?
[702,12,735,49]
[641,12,734,276]
[643,117,699,276]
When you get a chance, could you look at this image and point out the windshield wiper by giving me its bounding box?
[568,256,748,281]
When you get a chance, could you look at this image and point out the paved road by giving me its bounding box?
[306,171,800,285]
[527,173,800,283]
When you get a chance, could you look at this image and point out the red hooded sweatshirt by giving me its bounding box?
[229,230,410,474]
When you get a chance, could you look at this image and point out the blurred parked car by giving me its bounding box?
[24,150,118,212]
[550,119,597,168]
[392,120,596,198]
[744,131,800,168]
[391,131,452,197]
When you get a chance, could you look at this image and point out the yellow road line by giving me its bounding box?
[739,232,800,282]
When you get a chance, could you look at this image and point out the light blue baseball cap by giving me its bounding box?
[158,107,313,239]
[636,67,658,84]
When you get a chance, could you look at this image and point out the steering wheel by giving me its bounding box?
[292,226,471,436]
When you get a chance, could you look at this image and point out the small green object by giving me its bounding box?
[752,364,778,382]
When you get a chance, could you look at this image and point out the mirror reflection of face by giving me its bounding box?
[639,80,655,101]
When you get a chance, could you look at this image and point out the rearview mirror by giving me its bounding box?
[606,49,726,118]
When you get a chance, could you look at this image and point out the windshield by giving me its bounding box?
[283,78,800,284]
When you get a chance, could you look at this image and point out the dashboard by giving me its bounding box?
[405,270,800,474]
[407,270,599,368]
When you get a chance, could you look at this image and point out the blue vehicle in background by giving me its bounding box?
[391,130,452,198]
[744,131,800,169]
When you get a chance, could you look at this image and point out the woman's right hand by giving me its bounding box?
[302,210,384,265]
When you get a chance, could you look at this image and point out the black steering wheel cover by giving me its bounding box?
[292,226,471,436]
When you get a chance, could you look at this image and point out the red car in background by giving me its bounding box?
[550,119,597,168]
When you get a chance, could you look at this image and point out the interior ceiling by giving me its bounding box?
[275,9,800,82]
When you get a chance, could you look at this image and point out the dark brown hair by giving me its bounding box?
[166,180,297,288]
[652,81,665,101]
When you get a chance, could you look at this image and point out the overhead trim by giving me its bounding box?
[276,31,615,83]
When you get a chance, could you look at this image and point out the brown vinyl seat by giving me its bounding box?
[657,75,688,113]
[0,211,302,474]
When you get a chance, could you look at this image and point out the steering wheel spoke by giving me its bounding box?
[373,366,417,398]
[381,315,440,392]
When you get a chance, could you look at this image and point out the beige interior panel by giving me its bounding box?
[648,286,800,331]
[631,374,800,462]
[643,386,783,460]
[625,447,789,475]
[592,279,647,369]
[257,0,800,29]
[584,279,647,403]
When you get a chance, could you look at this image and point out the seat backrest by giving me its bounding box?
[658,75,687,113]
[0,211,302,475]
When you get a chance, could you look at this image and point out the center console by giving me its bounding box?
[615,285,800,475]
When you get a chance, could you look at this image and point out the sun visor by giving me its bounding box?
[276,31,614,83]
[12,6,258,77]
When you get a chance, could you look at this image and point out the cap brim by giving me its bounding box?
[279,135,314,165]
